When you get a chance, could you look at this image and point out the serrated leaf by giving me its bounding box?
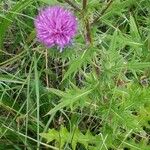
[63,46,98,81]
[46,88,93,115]
[59,126,70,148]
[40,129,58,143]
[130,15,141,42]
[109,30,118,52]
[40,126,101,150]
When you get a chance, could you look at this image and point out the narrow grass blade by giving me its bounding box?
[0,0,33,49]
[34,54,40,149]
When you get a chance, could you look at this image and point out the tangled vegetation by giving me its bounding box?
[0,0,150,149]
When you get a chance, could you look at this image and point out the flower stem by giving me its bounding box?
[82,0,87,10]
[85,19,92,44]
[82,0,92,45]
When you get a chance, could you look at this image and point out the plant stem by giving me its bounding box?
[45,49,49,88]
[85,19,92,44]
[82,0,87,10]
[64,0,81,11]
[91,0,113,25]
[82,0,92,44]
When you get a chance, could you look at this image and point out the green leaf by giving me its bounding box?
[127,62,150,70]
[40,129,59,143]
[46,87,94,115]
[63,46,98,81]
[109,29,118,52]
[130,15,141,42]
[40,0,59,5]
[47,88,66,97]
[40,126,101,149]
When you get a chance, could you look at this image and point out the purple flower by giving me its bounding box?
[34,6,77,50]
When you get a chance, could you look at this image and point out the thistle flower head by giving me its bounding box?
[34,6,77,50]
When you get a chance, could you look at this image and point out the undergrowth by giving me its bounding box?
[0,0,150,150]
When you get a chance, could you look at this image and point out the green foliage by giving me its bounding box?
[40,0,60,5]
[0,0,34,50]
[40,126,103,150]
[46,83,97,115]
[0,0,150,150]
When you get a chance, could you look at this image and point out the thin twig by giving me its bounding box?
[91,0,113,25]
[64,0,81,11]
